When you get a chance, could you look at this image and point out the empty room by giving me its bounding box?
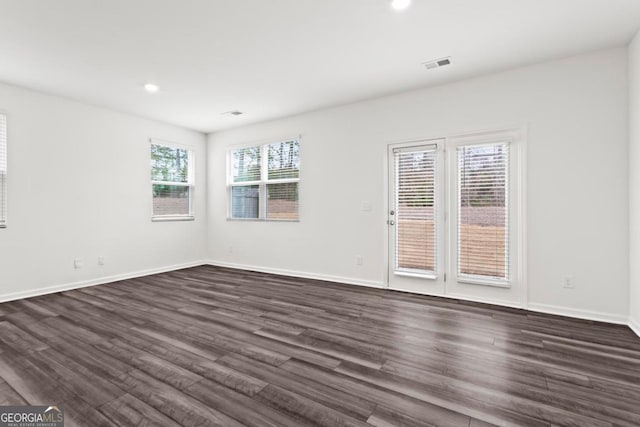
[1,0,640,426]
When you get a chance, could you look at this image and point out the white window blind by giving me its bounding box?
[394,145,437,274]
[230,139,300,220]
[0,113,6,228]
[150,141,194,219]
[457,143,509,281]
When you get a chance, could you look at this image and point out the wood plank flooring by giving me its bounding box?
[1,265,639,426]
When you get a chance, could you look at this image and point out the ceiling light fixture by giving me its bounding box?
[391,0,411,11]
[144,83,159,93]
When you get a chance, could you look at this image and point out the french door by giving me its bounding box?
[387,130,524,307]
[387,139,446,295]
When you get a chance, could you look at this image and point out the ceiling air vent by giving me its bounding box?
[423,56,451,70]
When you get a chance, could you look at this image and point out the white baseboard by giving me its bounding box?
[527,302,628,325]
[444,292,524,310]
[629,316,640,337]
[4,259,635,334]
[208,261,634,327]
[206,260,385,290]
[0,260,208,304]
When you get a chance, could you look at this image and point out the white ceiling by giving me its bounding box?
[1,0,639,133]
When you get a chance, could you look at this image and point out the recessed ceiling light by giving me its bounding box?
[391,0,411,11]
[144,83,159,93]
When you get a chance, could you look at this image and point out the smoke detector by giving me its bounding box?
[221,110,244,116]
[423,57,451,70]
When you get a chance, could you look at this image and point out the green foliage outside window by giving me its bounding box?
[151,144,189,197]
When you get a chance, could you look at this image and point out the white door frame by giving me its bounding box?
[384,127,528,309]
[386,139,446,296]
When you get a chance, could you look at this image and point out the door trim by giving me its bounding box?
[386,139,446,295]
[384,126,528,309]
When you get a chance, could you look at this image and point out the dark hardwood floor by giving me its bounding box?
[1,266,639,426]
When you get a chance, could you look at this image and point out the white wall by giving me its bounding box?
[208,48,630,322]
[629,31,640,335]
[0,82,207,301]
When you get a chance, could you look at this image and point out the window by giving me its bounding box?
[456,142,509,282]
[0,113,6,228]
[229,139,300,220]
[394,145,437,275]
[150,141,194,220]
[448,131,522,291]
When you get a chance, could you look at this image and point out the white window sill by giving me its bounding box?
[457,275,511,288]
[152,215,195,222]
[226,218,300,223]
[394,270,437,280]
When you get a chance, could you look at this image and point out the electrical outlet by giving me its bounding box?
[562,275,575,289]
[74,258,84,269]
[228,246,233,254]
[356,255,363,266]
[98,256,105,266]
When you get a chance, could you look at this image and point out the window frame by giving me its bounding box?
[150,139,195,222]
[391,143,441,279]
[227,138,300,222]
[447,129,522,288]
